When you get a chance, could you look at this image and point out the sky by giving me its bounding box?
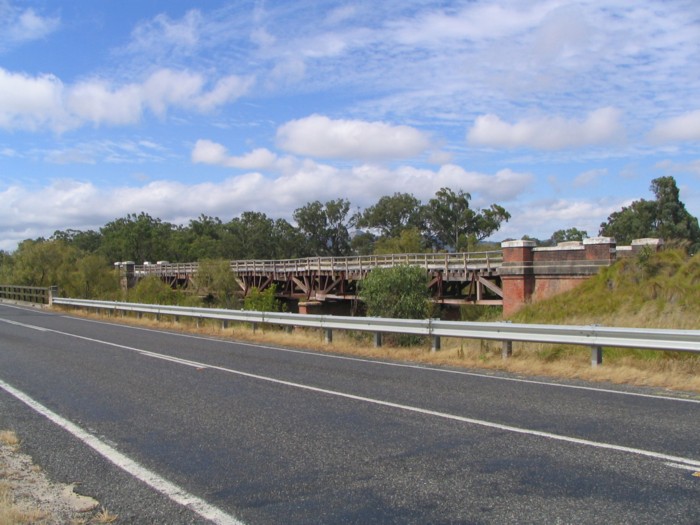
[1,0,700,253]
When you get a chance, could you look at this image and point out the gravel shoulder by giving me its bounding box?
[0,430,115,524]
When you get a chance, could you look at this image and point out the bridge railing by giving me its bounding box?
[133,251,504,276]
[52,297,700,368]
[0,285,55,305]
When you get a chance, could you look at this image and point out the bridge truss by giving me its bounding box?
[129,252,504,306]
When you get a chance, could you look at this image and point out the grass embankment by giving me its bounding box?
[58,248,700,394]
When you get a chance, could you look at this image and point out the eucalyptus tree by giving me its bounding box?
[600,176,700,250]
[293,198,352,256]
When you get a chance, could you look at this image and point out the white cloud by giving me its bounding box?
[389,3,551,45]
[0,163,533,251]
[0,67,253,131]
[655,159,700,177]
[467,107,625,150]
[648,110,700,143]
[276,114,432,160]
[573,168,607,188]
[0,68,68,131]
[43,140,168,165]
[0,5,59,49]
[502,198,614,241]
[192,140,278,170]
[125,9,202,56]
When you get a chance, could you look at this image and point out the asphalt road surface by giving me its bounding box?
[0,303,698,524]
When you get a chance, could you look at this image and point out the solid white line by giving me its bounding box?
[0,379,244,525]
[14,320,700,471]
[3,311,700,470]
[0,318,49,331]
[60,312,700,405]
[141,352,700,470]
[664,462,700,473]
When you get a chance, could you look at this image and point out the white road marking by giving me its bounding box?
[0,317,49,331]
[0,378,244,525]
[664,462,700,473]
[58,311,700,405]
[5,316,700,472]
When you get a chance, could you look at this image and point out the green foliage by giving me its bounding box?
[511,248,700,328]
[360,265,431,345]
[600,176,700,250]
[356,192,425,238]
[11,239,79,288]
[294,199,352,256]
[100,212,175,263]
[128,275,180,305]
[68,254,120,299]
[243,285,280,312]
[360,265,430,320]
[425,188,510,250]
[373,228,426,254]
[550,228,588,244]
[195,259,240,308]
[350,231,376,255]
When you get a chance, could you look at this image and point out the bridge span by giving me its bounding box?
[124,251,505,308]
[118,237,662,315]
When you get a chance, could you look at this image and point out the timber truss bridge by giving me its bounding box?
[126,251,504,306]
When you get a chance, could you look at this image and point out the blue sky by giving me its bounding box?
[1,0,699,252]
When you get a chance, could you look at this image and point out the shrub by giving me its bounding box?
[359,265,431,345]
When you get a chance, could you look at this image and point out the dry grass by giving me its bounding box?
[0,429,117,525]
[0,432,19,450]
[92,507,118,524]
[60,307,700,395]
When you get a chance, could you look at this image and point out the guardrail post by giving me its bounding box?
[48,286,58,306]
[431,335,441,352]
[502,340,512,359]
[222,320,229,329]
[325,328,333,344]
[591,345,603,367]
[374,332,382,348]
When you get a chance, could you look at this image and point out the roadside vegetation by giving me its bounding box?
[3,176,700,393]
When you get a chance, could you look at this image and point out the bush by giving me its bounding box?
[243,285,280,312]
[359,265,431,345]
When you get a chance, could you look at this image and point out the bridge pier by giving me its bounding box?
[500,238,617,316]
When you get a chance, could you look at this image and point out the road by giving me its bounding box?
[0,302,698,524]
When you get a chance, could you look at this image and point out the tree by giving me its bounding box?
[11,239,79,287]
[181,215,226,260]
[100,212,175,263]
[51,229,103,253]
[355,193,424,239]
[600,176,700,249]
[373,227,424,254]
[359,265,431,345]
[223,212,278,259]
[360,265,430,320]
[293,199,352,256]
[550,228,588,244]
[425,188,510,251]
[195,259,240,308]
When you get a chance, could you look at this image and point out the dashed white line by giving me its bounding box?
[6,316,700,472]
[57,310,700,405]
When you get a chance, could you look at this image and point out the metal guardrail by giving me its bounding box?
[133,251,504,276]
[52,298,700,367]
[0,285,55,305]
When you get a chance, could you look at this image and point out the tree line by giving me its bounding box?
[5,187,512,266]
[1,177,697,297]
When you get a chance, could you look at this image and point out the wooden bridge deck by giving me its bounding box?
[127,251,504,306]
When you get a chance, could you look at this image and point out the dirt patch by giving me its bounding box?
[0,431,116,524]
